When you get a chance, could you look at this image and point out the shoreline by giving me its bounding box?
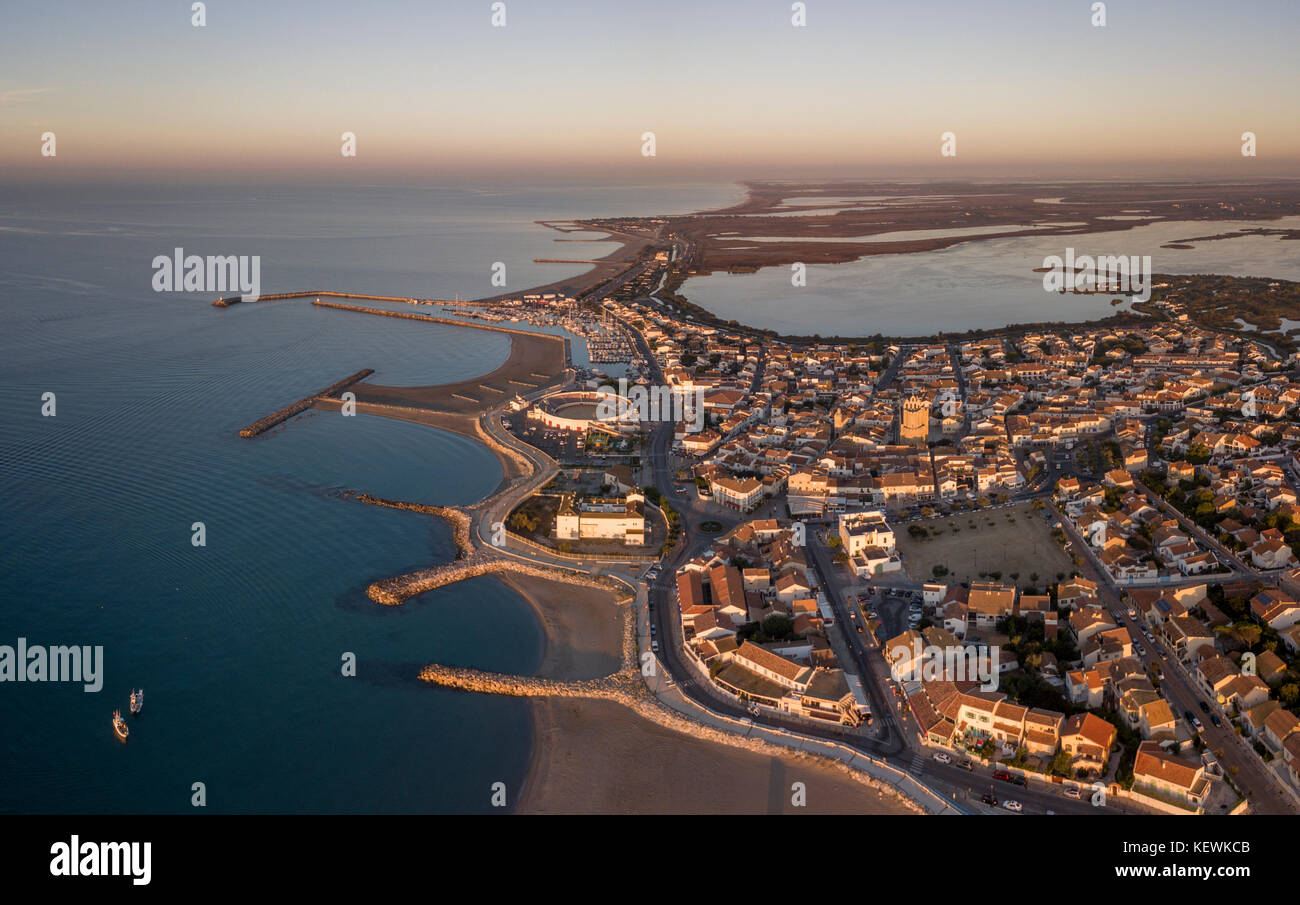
[494,572,628,815]
[514,697,917,816]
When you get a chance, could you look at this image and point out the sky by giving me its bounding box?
[2,0,1299,183]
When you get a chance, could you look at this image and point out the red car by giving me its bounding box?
[993,770,1013,782]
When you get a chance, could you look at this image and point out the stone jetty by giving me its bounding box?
[417,651,923,813]
[238,369,375,437]
[311,300,559,339]
[367,557,628,606]
[344,492,475,558]
[212,289,470,308]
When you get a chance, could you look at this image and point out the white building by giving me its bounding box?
[555,492,646,545]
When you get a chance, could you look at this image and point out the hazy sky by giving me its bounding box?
[3,0,1299,182]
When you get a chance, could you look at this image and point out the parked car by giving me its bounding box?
[1211,715,1222,727]
[932,752,952,764]
[1063,786,1081,800]
[1192,716,1203,731]
[1004,800,1023,812]
[959,760,974,772]
[981,793,999,806]
[1134,643,1145,657]
[1198,700,1210,714]
[993,770,1012,782]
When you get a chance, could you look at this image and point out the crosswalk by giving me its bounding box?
[908,753,926,776]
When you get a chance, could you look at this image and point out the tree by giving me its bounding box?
[1049,749,1074,778]
[761,613,795,641]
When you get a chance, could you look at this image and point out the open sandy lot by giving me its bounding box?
[895,502,1074,589]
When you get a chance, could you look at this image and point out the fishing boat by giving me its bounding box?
[129,688,143,715]
[112,710,129,741]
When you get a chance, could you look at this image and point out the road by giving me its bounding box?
[1048,504,1298,814]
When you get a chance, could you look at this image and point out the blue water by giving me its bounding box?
[0,180,742,813]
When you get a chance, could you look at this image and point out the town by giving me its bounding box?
[479,235,1300,816]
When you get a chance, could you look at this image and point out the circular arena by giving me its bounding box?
[528,389,634,433]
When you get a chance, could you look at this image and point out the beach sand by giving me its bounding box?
[501,576,912,815]
[518,698,912,815]
[497,574,624,682]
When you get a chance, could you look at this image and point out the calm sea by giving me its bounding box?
[0,180,742,813]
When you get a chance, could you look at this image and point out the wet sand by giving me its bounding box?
[498,574,624,682]
[518,698,913,815]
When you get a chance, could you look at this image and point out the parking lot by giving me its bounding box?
[854,585,925,640]
[895,501,1074,588]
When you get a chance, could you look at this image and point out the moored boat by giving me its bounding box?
[112,710,129,741]
[129,688,143,715]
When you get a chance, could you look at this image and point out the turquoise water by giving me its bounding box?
[0,180,742,813]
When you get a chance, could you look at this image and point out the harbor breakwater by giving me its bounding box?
[212,290,471,308]
[238,369,375,437]
[311,300,561,340]
[344,492,475,558]
[367,557,630,606]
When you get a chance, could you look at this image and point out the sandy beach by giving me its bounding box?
[518,698,913,815]
[500,576,913,815]
[497,574,624,682]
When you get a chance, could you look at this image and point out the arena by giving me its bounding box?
[527,390,636,433]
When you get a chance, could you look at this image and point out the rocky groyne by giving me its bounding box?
[367,557,629,606]
[344,492,475,558]
[417,658,923,813]
[238,369,374,437]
